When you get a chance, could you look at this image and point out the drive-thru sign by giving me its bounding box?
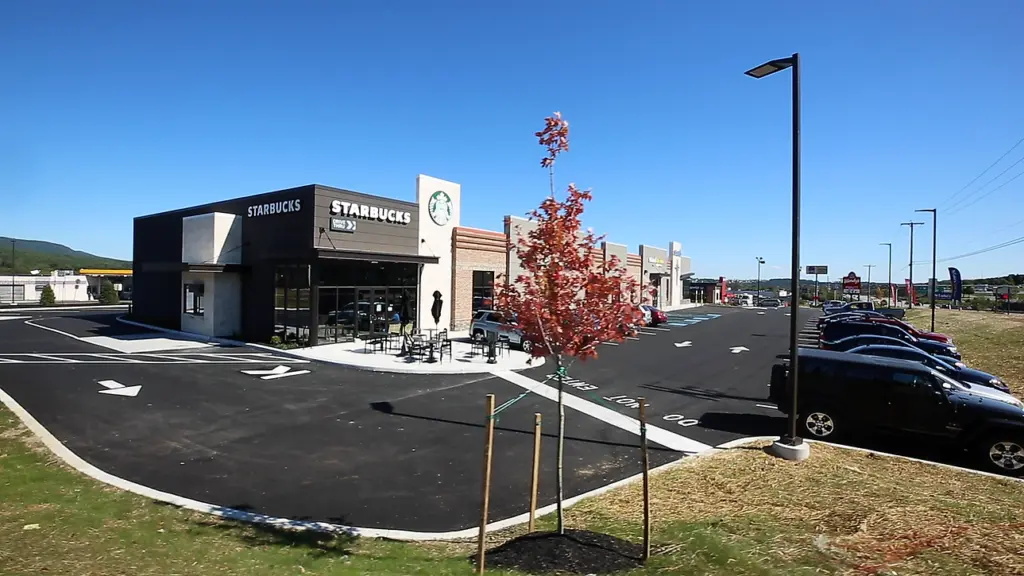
[843,272,862,294]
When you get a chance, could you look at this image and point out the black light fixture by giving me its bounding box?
[745,53,805,460]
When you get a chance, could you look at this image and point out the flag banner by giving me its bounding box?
[949,267,963,301]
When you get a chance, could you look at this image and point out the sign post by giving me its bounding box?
[806,266,828,304]
[996,286,1012,315]
[842,271,861,300]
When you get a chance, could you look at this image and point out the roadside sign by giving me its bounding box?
[842,271,861,294]
[806,265,828,275]
[996,286,1013,300]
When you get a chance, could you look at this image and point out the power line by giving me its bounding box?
[938,135,1024,211]
[935,234,1024,264]
[945,166,1024,216]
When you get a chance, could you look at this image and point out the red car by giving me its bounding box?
[642,305,668,326]
[858,316,952,344]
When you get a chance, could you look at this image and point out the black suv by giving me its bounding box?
[769,348,1024,476]
[820,320,960,360]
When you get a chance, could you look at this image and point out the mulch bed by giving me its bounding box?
[477,529,644,574]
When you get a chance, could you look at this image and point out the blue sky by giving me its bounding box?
[2,1,1023,282]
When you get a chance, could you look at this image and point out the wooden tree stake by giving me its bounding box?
[477,394,496,574]
[529,412,542,532]
[639,397,651,562]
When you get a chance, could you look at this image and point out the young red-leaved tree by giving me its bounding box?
[496,112,641,534]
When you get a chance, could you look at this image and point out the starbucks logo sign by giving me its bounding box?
[428,190,453,226]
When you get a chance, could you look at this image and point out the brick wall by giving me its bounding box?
[451,226,508,330]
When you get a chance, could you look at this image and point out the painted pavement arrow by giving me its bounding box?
[97,379,142,397]
[730,346,750,354]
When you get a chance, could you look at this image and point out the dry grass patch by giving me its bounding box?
[905,308,1024,397]
[563,442,1024,575]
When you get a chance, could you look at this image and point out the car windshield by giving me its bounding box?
[933,369,970,391]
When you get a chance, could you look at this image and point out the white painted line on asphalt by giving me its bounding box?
[625,336,640,341]
[31,354,81,363]
[601,341,620,346]
[755,404,778,410]
[638,331,657,336]
[729,346,750,354]
[200,354,263,363]
[0,357,23,363]
[645,326,671,332]
[491,370,711,454]
[673,341,693,348]
[0,316,30,321]
[92,354,144,363]
[96,380,142,397]
[24,319,88,342]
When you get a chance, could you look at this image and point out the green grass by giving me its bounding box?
[4,307,1024,575]
[905,307,1024,397]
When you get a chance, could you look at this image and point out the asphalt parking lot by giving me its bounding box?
[7,305,975,533]
[0,310,681,532]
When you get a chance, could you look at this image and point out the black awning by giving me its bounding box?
[315,249,440,265]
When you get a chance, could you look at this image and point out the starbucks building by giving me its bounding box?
[132,174,695,345]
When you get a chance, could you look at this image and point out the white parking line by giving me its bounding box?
[491,370,710,454]
[91,354,144,363]
[755,403,778,410]
[601,341,620,346]
[30,354,80,363]
[645,326,671,332]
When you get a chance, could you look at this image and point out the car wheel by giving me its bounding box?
[472,329,484,342]
[980,435,1024,477]
[520,339,533,353]
[802,408,839,439]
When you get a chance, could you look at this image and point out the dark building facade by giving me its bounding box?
[132,183,448,345]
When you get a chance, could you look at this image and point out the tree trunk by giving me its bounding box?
[555,354,565,534]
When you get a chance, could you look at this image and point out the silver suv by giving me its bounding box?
[469,310,534,353]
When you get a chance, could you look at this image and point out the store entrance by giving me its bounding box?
[315,259,419,345]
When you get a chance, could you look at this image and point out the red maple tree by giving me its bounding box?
[496,112,641,533]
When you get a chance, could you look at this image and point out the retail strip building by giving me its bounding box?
[132,176,695,345]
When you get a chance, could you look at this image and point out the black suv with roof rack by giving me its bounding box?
[769,348,1024,476]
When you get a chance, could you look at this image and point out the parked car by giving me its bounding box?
[848,344,1009,392]
[469,310,534,352]
[818,334,964,365]
[760,297,782,308]
[818,314,952,344]
[819,321,961,360]
[642,305,667,326]
[824,301,875,315]
[768,348,1024,476]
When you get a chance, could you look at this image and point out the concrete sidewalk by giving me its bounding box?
[287,332,545,374]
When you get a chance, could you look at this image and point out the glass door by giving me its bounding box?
[318,287,338,343]
[355,287,373,337]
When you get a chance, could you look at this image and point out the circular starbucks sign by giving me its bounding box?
[428,190,453,226]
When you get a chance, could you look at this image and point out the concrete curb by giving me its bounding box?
[115,316,545,375]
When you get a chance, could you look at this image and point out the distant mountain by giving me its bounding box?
[0,237,130,274]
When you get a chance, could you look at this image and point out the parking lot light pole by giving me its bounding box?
[745,53,808,461]
[756,257,765,302]
[916,209,937,332]
[880,243,892,306]
[901,221,924,308]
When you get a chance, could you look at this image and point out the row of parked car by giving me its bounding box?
[769,301,1024,476]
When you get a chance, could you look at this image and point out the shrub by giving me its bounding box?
[39,285,56,306]
[98,279,119,305]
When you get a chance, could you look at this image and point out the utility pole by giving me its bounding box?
[864,265,875,303]
[901,222,924,307]
[880,243,892,306]
[915,209,938,332]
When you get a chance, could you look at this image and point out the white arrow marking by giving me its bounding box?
[757,311,766,315]
[241,365,291,376]
[241,365,310,380]
[730,346,750,354]
[97,380,142,397]
[673,341,693,348]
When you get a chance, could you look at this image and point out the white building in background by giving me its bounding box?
[0,270,93,304]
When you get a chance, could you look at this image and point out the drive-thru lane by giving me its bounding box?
[0,310,680,533]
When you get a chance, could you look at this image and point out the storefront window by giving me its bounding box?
[472,271,495,311]
[315,260,419,343]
